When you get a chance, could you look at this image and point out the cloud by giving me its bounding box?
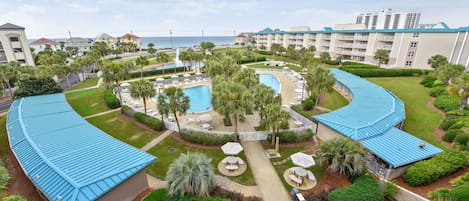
[0,4,46,36]
[64,3,99,13]
[278,7,352,29]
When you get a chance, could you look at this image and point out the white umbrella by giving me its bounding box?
[183,73,191,77]
[195,72,202,75]
[156,77,165,82]
[120,82,131,87]
[171,75,178,78]
[198,114,212,123]
[295,89,303,93]
[221,142,243,155]
[291,152,315,168]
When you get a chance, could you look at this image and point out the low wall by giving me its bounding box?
[378,179,429,201]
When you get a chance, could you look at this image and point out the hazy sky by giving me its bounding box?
[1,0,469,38]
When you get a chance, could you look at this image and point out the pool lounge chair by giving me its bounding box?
[307,171,316,181]
[289,174,302,186]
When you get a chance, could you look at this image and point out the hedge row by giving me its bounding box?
[325,60,340,65]
[179,131,234,145]
[434,95,460,112]
[443,129,462,143]
[403,151,467,186]
[420,75,437,88]
[429,86,448,97]
[328,174,383,201]
[257,50,272,55]
[104,88,120,109]
[341,61,379,69]
[130,66,187,78]
[339,68,428,77]
[267,129,314,143]
[238,56,266,64]
[134,112,164,131]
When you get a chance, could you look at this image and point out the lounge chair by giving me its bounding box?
[225,165,239,172]
[289,174,302,186]
[307,171,316,181]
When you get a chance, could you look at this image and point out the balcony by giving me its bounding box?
[320,42,330,47]
[339,43,353,48]
[354,44,367,48]
[382,45,393,50]
[339,36,355,40]
[355,36,369,40]
[382,36,394,41]
[323,36,331,40]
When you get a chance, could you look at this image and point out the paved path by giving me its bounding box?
[140,130,173,151]
[64,85,99,94]
[83,108,121,119]
[215,175,261,197]
[242,141,291,201]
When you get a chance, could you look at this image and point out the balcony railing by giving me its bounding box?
[354,44,367,48]
[340,36,355,40]
[355,36,369,40]
[382,36,394,41]
[382,45,393,50]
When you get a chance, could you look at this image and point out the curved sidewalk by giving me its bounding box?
[242,141,291,201]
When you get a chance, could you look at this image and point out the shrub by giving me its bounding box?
[450,172,469,187]
[14,77,63,98]
[130,66,186,78]
[0,160,9,191]
[325,60,339,65]
[420,75,437,88]
[339,68,428,77]
[434,95,460,112]
[134,112,164,131]
[328,174,383,201]
[446,110,469,117]
[179,131,234,145]
[440,117,462,130]
[104,88,120,109]
[448,183,469,201]
[428,188,451,201]
[454,133,469,146]
[383,180,399,200]
[403,151,467,186]
[432,80,445,87]
[2,195,27,201]
[238,57,266,64]
[429,86,447,97]
[443,129,462,143]
[341,61,379,68]
[257,50,272,55]
[267,129,314,143]
[448,122,466,130]
[303,98,315,110]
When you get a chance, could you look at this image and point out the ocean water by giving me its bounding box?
[30,36,234,49]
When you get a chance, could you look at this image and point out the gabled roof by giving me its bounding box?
[96,33,114,39]
[258,28,274,34]
[7,93,156,201]
[120,33,140,39]
[31,38,59,46]
[313,69,442,168]
[0,23,25,30]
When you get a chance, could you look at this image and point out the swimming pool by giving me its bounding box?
[183,85,212,113]
[259,74,280,95]
[154,62,204,70]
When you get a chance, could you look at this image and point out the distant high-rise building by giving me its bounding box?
[0,23,35,66]
[355,8,421,30]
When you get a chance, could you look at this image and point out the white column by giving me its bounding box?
[456,31,468,64]
[449,31,460,62]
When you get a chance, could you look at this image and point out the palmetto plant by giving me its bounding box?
[157,86,190,132]
[130,79,155,114]
[166,152,216,198]
[315,138,367,176]
[263,103,290,145]
[304,67,335,105]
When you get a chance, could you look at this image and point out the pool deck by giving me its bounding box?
[137,70,302,132]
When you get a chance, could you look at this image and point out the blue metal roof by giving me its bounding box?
[256,24,469,35]
[313,69,442,168]
[7,93,156,201]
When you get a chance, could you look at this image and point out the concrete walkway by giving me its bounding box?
[64,85,98,94]
[83,108,121,119]
[242,141,291,201]
[140,130,173,151]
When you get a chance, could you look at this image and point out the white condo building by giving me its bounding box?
[356,8,421,30]
[30,38,61,54]
[255,22,469,69]
[0,23,35,66]
[65,37,93,56]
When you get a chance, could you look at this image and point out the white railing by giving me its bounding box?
[382,45,393,50]
[355,36,369,40]
[382,36,394,41]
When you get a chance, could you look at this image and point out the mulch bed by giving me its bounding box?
[133,188,153,201]
[302,169,351,195]
[426,97,452,148]
[395,166,469,198]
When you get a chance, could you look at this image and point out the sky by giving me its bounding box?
[1,0,469,39]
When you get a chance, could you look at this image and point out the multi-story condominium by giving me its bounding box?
[0,23,35,66]
[118,33,141,50]
[96,33,117,50]
[235,32,254,45]
[30,37,61,54]
[356,8,421,30]
[64,37,93,56]
[255,22,469,69]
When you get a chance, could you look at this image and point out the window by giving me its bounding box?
[17,59,26,64]
[0,42,3,50]
[384,15,391,29]
[408,51,415,56]
[13,48,22,53]
[9,37,19,42]
[393,14,400,29]
[413,33,419,38]
[0,51,6,62]
[405,61,413,66]
[410,42,417,48]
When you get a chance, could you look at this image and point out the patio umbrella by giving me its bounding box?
[195,72,202,75]
[156,78,165,82]
[120,82,131,87]
[221,142,243,155]
[171,75,178,78]
[183,73,191,77]
[291,152,315,168]
[198,114,212,123]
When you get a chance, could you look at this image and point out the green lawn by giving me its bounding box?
[66,88,109,116]
[65,77,99,91]
[143,189,229,201]
[86,112,158,148]
[267,145,325,191]
[146,137,256,186]
[320,90,349,110]
[367,77,445,149]
[0,116,9,159]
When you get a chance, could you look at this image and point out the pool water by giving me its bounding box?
[154,62,204,70]
[259,74,280,95]
[183,85,212,113]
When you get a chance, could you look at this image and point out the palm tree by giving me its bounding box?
[304,67,335,106]
[438,64,465,84]
[427,55,448,72]
[374,49,389,67]
[232,68,259,89]
[253,84,275,121]
[136,56,149,78]
[270,43,282,60]
[157,86,189,132]
[212,81,253,141]
[320,52,331,63]
[315,138,367,176]
[157,94,170,125]
[263,103,290,145]
[450,73,469,109]
[101,60,130,104]
[299,52,318,72]
[147,42,156,56]
[308,46,316,54]
[130,79,156,114]
[156,52,170,75]
[0,62,19,96]
[166,152,216,197]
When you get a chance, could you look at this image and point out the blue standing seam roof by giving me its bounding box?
[6,93,156,201]
[313,69,442,168]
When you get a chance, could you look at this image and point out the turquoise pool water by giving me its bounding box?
[184,85,212,113]
[259,74,280,95]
